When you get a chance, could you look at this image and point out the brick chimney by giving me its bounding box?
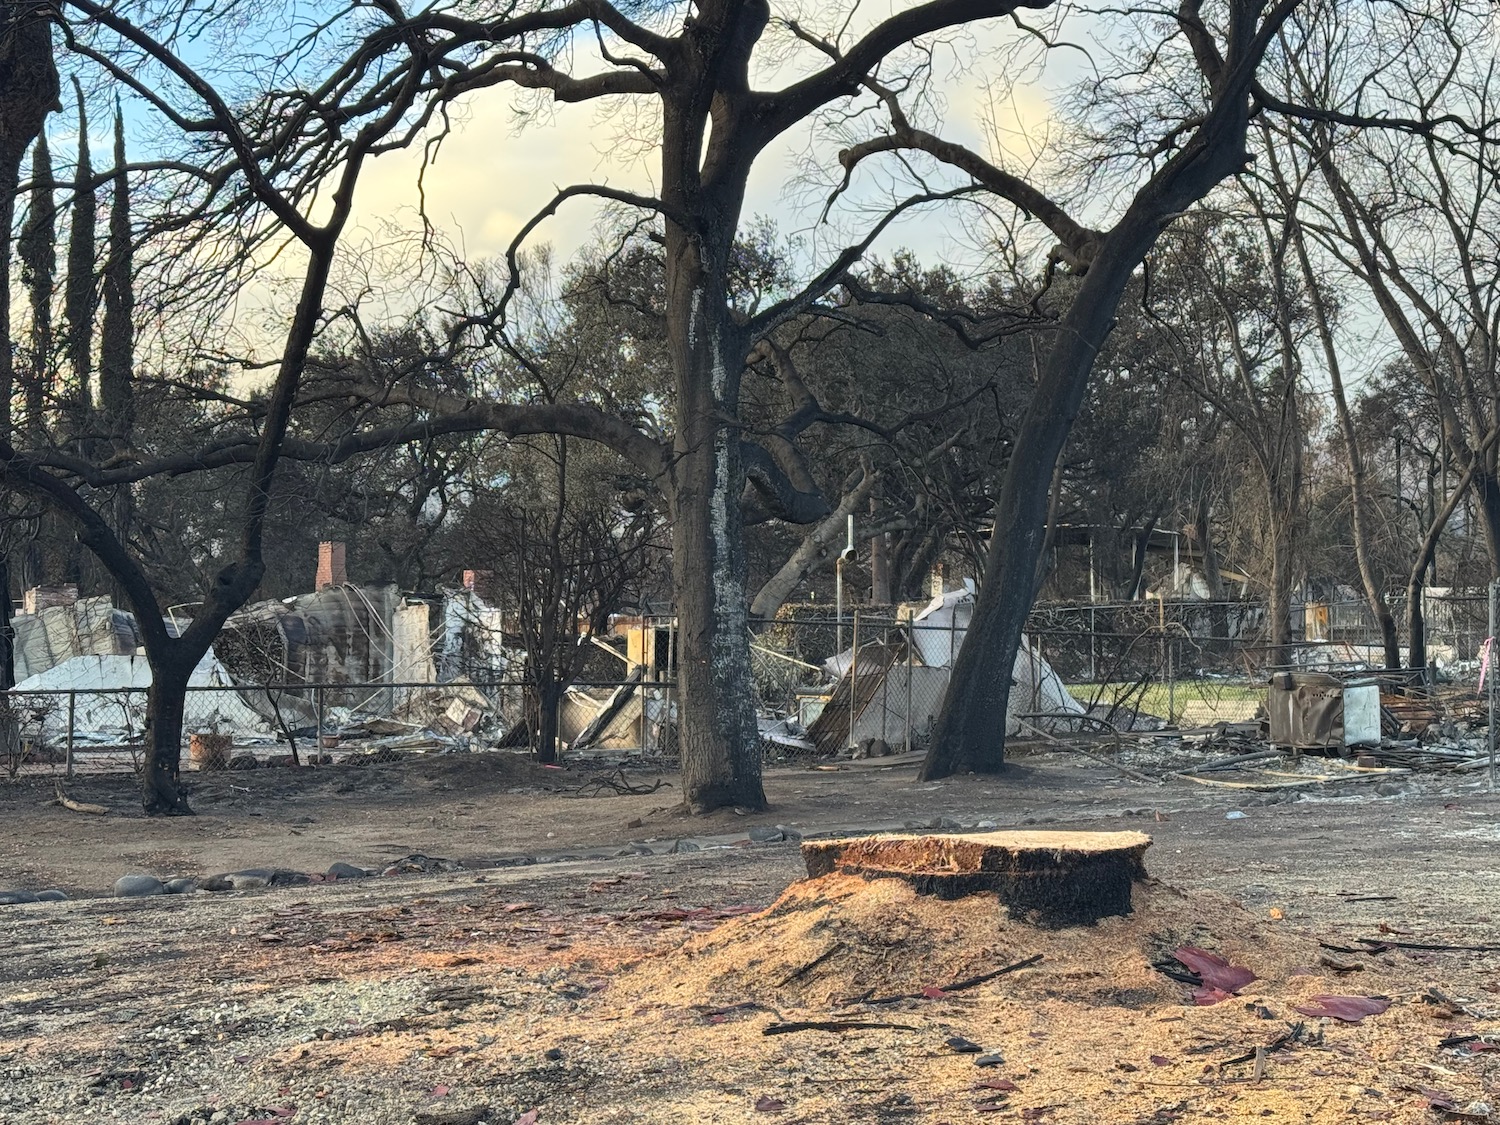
[462,569,495,599]
[316,541,347,590]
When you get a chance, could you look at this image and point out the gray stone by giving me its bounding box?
[326,862,370,880]
[1375,781,1405,797]
[225,873,269,890]
[0,890,38,905]
[34,889,68,902]
[114,875,165,898]
[670,839,700,854]
[164,878,197,895]
[748,826,784,843]
[198,874,235,892]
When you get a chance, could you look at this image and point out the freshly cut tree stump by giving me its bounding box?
[802,830,1152,927]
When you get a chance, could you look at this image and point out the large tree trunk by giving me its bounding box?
[1472,466,1500,576]
[664,236,765,811]
[919,238,1148,779]
[142,656,194,815]
[669,347,765,811]
[533,676,561,765]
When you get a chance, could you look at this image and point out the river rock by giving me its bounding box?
[164,878,198,895]
[0,890,38,905]
[34,889,68,902]
[326,862,370,880]
[114,875,165,897]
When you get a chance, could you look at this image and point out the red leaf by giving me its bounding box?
[120,1080,135,1091]
[975,1103,1007,1114]
[1172,946,1257,994]
[1192,985,1235,1006]
[505,902,540,913]
[430,1085,449,1097]
[1466,1041,1500,1052]
[973,1079,1020,1092]
[1292,995,1391,1022]
[514,1111,540,1125]
[921,986,948,999]
[1149,1055,1173,1067]
[754,1095,787,1112]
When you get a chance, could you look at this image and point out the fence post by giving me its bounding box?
[315,685,325,748]
[905,621,914,755]
[880,617,889,746]
[848,610,860,751]
[1489,579,1498,792]
[65,690,75,780]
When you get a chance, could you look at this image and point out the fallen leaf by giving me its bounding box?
[514,1112,540,1125]
[975,1103,1006,1114]
[1149,1055,1173,1067]
[946,1036,983,1053]
[753,1095,786,1112]
[1269,907,1284,920]
[430,1085,449,1097]
[921,986,948,999]
[1192,986,1235,1006]
[504,902,540,913]
[1173,946,1257,994]
[973,1079,1020,1092]
[1292,995,1391,1022]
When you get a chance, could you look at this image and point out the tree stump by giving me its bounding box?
[801,830,1152,927]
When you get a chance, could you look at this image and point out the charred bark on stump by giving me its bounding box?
[803,830,1152,928]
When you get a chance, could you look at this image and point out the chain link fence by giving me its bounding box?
[0,676,679,779]
[7,592,1492,778]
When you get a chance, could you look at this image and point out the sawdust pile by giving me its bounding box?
[636,872,1291,1011]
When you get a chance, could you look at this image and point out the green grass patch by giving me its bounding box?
[1065,681,1263,723]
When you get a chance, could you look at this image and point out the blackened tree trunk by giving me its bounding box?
[921,240,1149,776]
[533,677,561,765]
[868,3,1300,779]
[665,240,765,811]
[142,655,193,814]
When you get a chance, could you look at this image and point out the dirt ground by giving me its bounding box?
[2,749,1500,1123]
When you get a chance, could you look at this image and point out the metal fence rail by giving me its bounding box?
[0,677,679,779]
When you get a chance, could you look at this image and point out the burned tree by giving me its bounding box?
[1,0,510,812]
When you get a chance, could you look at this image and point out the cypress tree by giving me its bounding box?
[100,100,133,440]
[63,77,96,410]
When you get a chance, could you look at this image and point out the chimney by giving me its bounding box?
[316,541,347,590]
[929,564,945,599]
[23,585,80,615]
[463,569,495,599]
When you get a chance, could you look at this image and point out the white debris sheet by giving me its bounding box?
[10,651,274,742]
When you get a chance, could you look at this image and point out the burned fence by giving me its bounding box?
[0,675,679,779]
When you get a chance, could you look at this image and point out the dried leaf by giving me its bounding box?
[504,902,540,913]
[1192,986,1235,1006]
[514,1111,540,1125]
[753,1095,786,1112]
[430,1085,449,1097]
[973,1079,1020,1092]
[1149,1055,1173,1067]
[1172,946,1257,994]
[921,986,948,999]
[1292,995,1391,1022]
